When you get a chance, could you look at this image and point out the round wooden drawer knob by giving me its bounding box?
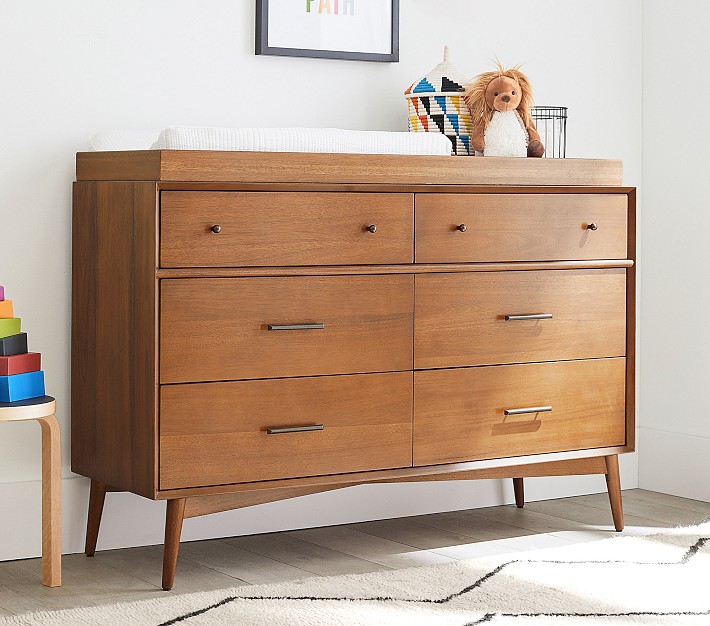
[211,224,222,234]
[456,224,467,232]
[587,223,598,231]
[367,224,377,233]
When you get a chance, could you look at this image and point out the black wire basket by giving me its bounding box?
[531,106,567,158]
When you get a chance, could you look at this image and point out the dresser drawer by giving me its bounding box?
[160,372,413,489]
[414,358,626,466]
[161,192,414,268]
[415,194,627,263]
[160,275,413,383]
[415,269,626,369]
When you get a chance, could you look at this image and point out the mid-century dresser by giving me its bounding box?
[72,151,635,590]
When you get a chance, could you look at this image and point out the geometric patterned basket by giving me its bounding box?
[404,47,473,155]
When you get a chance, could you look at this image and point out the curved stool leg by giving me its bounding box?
[37,414,61,587]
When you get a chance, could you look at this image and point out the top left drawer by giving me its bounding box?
[160,192,414,268]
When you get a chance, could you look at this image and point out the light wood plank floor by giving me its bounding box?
[1,489,708,616]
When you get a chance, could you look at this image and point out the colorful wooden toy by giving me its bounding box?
[0,370,46,402]
[0,300,12,318]
[0,333,28,356]
[0,353,41,376]
[0,318,21,339]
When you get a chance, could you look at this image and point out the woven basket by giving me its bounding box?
[404,47,473,156]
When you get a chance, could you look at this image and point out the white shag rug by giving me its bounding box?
[3,524,710,626]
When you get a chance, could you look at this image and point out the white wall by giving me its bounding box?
[0,0,642,561]
[639,2,710,500]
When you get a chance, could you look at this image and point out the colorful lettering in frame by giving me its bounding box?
[256,0,399,62]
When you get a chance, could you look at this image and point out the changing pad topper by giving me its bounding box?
[88,130,160,152]
[149,127,453,156]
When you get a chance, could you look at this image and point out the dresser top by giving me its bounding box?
[75,150,623,187]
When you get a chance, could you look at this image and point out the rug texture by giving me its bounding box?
[3,524,710,625]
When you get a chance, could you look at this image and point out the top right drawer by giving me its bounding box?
[415,194,628,263]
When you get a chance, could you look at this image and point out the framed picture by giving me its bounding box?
[256,0,399,63]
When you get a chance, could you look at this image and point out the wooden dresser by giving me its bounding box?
[72,151,635,590]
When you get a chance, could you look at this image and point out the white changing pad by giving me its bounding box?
[88,130,160,152]
[151,127,453,155]
[88,127,453,156]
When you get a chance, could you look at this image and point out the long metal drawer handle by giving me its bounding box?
[266,424,325,435]
[267,323,325,331]
[504,406,553,416]
[504,313,553,321]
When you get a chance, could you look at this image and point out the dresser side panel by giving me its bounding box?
[76,151,162,182]
[625,189,637,450]
[71,181,158,498]
[132,182,160,495]
[71,183,98,483]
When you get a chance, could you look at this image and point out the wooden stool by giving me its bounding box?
[0,396,61,586]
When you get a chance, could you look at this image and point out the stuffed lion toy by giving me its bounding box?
[464,63,544,158]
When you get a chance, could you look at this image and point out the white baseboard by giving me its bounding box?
[0,451,638,562]
[639,427,710,502]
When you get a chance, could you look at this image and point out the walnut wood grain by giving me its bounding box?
[156,259,634,279]
[413,358,627,466]
[84,480,107,557]
[605,454,624,531]
[162,498,185,591]
[71,153,635,589]
[157,183,635,195]
[415,194,628,263]
[160,275,413,384]
[160,192,413,268]
[76,150,162,182]
[513,477,524,508]
[183,485,347,519]
[415,269,626,369]
[181,456,609,516]
[71,182,98,488]
[76,151,623,186]
[625,190,637,451]
[71,182,158,498]
[392,456,609,483]
[156,448,626,499]
[160,372,413,489]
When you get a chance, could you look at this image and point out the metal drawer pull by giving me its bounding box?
[587,222,598,231]
[367,224,377,233]
[504,313,553,321]
[456,223,467,232]
[210,224,222,233]
[504,406,553,416]
[267,424,324,435]
[267,323,325,331]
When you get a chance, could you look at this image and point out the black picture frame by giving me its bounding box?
[256,0,399,63]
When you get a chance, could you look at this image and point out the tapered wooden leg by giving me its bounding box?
[162,498,186,591]
[85,479,107,557]
[604,454,624,532]
[38,415,61,587]
[513,477,524,508]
